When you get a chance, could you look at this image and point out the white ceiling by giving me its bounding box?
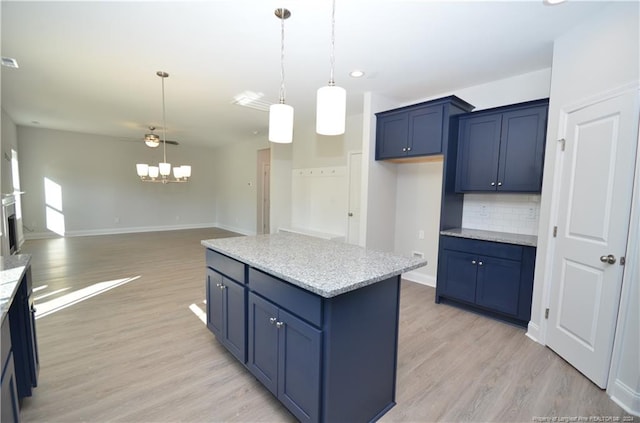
[1,0,612,148]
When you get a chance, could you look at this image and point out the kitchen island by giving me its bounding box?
[201,232,426,423]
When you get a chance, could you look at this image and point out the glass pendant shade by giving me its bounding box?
[269,103,294,143]
[316,85,346,135]
[159,162,171,176]
[181,165,192,178]
[173,166,183,179]
[136,163,149,177]
[148,166,160,178]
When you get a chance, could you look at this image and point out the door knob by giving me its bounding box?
[600,254,616,264]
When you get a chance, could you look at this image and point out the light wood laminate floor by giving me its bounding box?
[18,228,631,422]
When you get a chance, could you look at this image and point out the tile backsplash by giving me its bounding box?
[461,193,541,236]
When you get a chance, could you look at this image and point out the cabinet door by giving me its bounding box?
[408,105,444,156]
[206,269,224,337]
[221,277,246,363]
[376,112,408,159]
[456,114,502,192]
[475,255,522,316]
[497,105,547,192]
[438,249,478,303]
[247,293,279,396]
[277,309,321,423]
[1,353,20,423]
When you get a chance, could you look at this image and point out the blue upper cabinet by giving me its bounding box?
[456,99,549,193]
[376,96,474,161]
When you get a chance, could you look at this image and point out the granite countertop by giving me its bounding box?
[1,254,32,320]
[440,228,537,247]
[201,232,427,298]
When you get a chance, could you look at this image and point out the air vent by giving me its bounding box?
[231,90,272,112]
[1,57,19,69]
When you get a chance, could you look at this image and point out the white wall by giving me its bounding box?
[212,137,270,235]
[526,2,639,414]
[270,143,292,234]
[1,109,17,194]
[18,126,219,237]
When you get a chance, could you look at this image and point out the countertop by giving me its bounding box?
[201,232,427,298]
[440,228,537,247]
[1,254,32,320]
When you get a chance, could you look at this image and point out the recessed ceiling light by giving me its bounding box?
[1,57,19,69]
[349,70,365,78]
[543,0,567,5]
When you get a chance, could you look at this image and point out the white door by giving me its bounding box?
[262,163,271,234]
[547,90,639,388]
[347,152,362,245]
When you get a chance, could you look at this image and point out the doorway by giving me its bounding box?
[257,149,271,235]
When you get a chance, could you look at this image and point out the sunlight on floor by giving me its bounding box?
[189,302,207,324]
[35,276,140,319]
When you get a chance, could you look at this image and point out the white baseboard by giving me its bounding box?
[402,270,436,287]
[214,223,254,236]
[609,379,640,417]
[24,222,220,240]
[526,321,543,345]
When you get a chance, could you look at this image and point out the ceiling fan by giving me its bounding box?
[144,126,179,147]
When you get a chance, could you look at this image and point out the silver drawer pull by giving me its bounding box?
[471,260,477,265]
[270,317,277,324]
[478,261,483,266]
[276,321,284,329]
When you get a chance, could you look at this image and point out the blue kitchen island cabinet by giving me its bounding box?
[202,233,427,423]
[456,99,548,193]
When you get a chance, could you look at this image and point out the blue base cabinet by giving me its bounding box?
[206,249,401,423]
[2,316,20,423]
[435,236,536,326]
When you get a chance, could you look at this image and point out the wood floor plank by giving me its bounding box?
[17,229,630,422]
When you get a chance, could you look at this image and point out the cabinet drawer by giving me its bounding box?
[249,268,322,327]
[440,235,523,260]
[206,249,245,284]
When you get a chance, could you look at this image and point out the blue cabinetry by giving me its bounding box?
[206,268,246,363]
[248,292,321,423]
[456,99,548,192]
[1,315,20,423]
[205,248,402,422]
[436,236,536,326]
[376,95,474,160]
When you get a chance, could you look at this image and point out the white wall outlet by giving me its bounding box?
[480,205,488,217]
[527,207,536,220]
[412,251,424,259]
[418,230,425,239]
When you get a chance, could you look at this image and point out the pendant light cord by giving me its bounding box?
[161,74,167,163]
[279,10,286,104]
[329,0,336,86]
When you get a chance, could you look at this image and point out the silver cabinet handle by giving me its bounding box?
[269,317,277,324]
[497,182,503,186]
[407,147,411,151]
[600,254,616,264]
[276,322,284,329]
[219,284,226,290]
[215,283,222,288]
[491,182,496,186]
[478,261,483,266]
[402,147,407,152]
[471,260,477,265]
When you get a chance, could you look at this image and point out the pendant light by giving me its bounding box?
[316,0,346,136]
[136,71,191,183]
[269,8,294,144]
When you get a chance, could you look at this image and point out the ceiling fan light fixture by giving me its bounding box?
[144,133,160,148]
[136,72,191,183]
